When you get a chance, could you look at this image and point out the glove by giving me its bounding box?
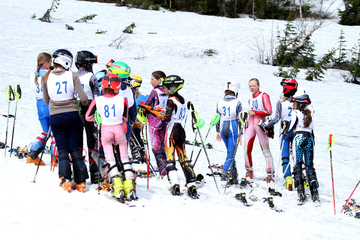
[80,103,89,115]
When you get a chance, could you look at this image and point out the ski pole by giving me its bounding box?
[189,118,205,162]
[340,180,360,214]
[144,118,151,189]
[50,141,57,172]
[189,102,220,194]
[4,85,15,158]
[328,134,336,215]
[94,111,102,194]
[192,113,220,168]
[9,84,21,158]
[32,127,52,183]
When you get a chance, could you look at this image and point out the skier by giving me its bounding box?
[142,71,168,176]
[129,74,146,164]
[160,75,198,198]
[244,78,275,182]
[42,49,89,193]
[85,73,136,201]
[75,50,100,184]
[215,81,242,185]
[106,60,137,143]
[286,88,318,202]
[264,78,298,190]
[27,52,57,166]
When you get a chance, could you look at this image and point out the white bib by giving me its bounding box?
[118,86,134,108]
[47,71,75,101]
[249,92,264,111]
[154,88,168,108]
[96,95,125,125]
[29,73,43,100]
[77,72,94,100]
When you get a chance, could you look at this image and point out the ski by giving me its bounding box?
[167,187,200,199]
[268,187,282,197]
[185,140,214,149]
[136,169,155,178]
[263,197,284,213]
[297,193,309,206]
[8,146,29,159]
[235,192,253,207]
[100,191,143,207]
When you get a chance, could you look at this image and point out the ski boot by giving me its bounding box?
[70,182,86,193]
[167,168,180,196]
[263,173,275,183]
[26,156,46,166]
[284,176,293,191]
[245,169,253,179]
[111,176,125,202]
[170,184,181,196]
[307,168,319,202]
[195,174,205,188]
[187,182,199,199]
[124,179,137,201]
[59,177,71,192]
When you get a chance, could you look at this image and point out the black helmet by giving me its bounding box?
[160,75,184,95]
[52,49,73,70]
[75,50,97,72]
[291,94,311,109]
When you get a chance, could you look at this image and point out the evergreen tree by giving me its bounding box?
[347,36,360,84]
[305,49,336,81]
[334,29,348,68]
[339,0,360,26]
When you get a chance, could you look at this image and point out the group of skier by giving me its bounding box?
[27,48,318,203]
[216,77,318,203]
[28,49,200,201]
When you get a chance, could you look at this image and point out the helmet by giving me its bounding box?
[102,73,121,94]
[293,87,308,98]
[224,81,240,97]
[129,74,142,89]
[95,69,107,88]
[106,59,131,78]
[281,78,298,97]
[160,75,184,95]
[53,49,73,70]
[291,87,311,109]
[75,50,97,72]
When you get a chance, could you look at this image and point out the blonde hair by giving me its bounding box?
[134,88,141,99]
[34,53,51,85]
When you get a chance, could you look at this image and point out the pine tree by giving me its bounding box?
[39,0,60,23]
[305,49,336,81]
[339,0,360,26]
[347,36,360,84]
[334,29,348,69]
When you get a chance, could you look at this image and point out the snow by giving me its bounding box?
[1,0,360,239]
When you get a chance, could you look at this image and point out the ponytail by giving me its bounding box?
[303,109,312,128]
[42,66,54,83]
[35,52,52,85]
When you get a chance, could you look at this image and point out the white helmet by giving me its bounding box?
[293,87,308,98]
[53,49,73,70]
[224,81,240,97]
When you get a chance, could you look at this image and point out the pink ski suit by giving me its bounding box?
[244,90,274,175]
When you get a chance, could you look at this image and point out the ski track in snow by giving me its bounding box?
[1,0,360,239]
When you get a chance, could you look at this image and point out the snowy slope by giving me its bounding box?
[1,0,360,239]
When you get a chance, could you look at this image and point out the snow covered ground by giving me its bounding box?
[1,0,360,239]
